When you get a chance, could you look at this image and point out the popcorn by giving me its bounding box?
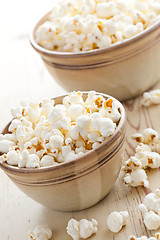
[49,135,64,150]
[40,98,55,117]
[67,104,84,121]
[107,211,129,233]
[139,189,160,230]
[63,91,84,107]
[128,233,160,240]
[100,118,116,138]
[18,150,29,168]
[0,91,120,168]
[123,25,137,38]
[75,139,85,148]
[16,125,34,144]
[26,105,40,124]
[28,225,52,240]
[5,150,20,166]
[40,155,57,167]
[123,127,160,187]
[142,90,160,106]
[123,156,142,170]
[0,133,16,142]
[88,132,100,142]
[143,211,160,230]
[48,105,66,123]
[92,142,100,149]
[96,2,118,18]
[0,140,15,153]
[132,128,158,145]
[66,218,98,240]
[35,0,160,52]
[9,119,21,132]
[76,115,91,129]
[51,116,71,130]
[65,137,72,146]
[155,233,160,240]
[123,169,149,188]
[26,154,40,168]
[91,117,101,132]
[141,128,158,144]
[144,190,160,214]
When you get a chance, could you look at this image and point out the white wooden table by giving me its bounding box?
[0,1,160,239]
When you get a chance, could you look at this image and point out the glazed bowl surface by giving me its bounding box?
[0,92,126,211]
[30,12,160,101]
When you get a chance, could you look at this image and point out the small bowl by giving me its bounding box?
[0,92,126,211]
[30,12,160,101]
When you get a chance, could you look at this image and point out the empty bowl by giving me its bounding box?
[0,92,126,211]
[30,12,160,101]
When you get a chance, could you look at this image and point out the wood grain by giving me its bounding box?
[0,0,160,239]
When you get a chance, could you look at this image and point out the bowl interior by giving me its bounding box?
[30,10,160,60]
[0,92,126,184]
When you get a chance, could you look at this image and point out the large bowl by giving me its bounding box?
[0,92,126,211]
[30,12,160,101]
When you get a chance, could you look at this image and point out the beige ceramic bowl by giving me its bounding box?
[0,92,126,211]
[30,12,160,101]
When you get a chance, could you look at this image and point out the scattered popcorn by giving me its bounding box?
[128,232,160,240]
[144,190,160,215]
[66,218,98,240]
[142,89,160,106]
[143,211,160,230]
[139,189,160,231]
[0,91,120,168]
[123,127,160,187]
[28,225,52,240]
[35,0,160,52]
[107,211,129,233]
[132,128,158,145]
[123,169,149,188]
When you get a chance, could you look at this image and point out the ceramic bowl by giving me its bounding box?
[30,12,160,101]
[0,92,126,211]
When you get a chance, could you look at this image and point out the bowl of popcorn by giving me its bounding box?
[0,91,125,211]
[30,0,160,101]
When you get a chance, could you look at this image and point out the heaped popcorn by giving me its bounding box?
[139,189,160,231]
[0,91,120,168]
[123,127,160,188]
[28,225,52,240]
[107,211,129,233]
[35,0,160,52]
[66,218,98,240]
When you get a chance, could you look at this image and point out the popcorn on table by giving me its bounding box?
[123,127,160,187]
[142,89,160,107]
[0,91,120,168]
[66,218,98,240]
[35,0,160,52]
[28,225,52,240]
[139,189,160,231]
[107,211,129,233]
[128,232,160,240]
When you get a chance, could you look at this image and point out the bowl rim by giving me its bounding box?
[29,10,160,58]
[0,92,126,174]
